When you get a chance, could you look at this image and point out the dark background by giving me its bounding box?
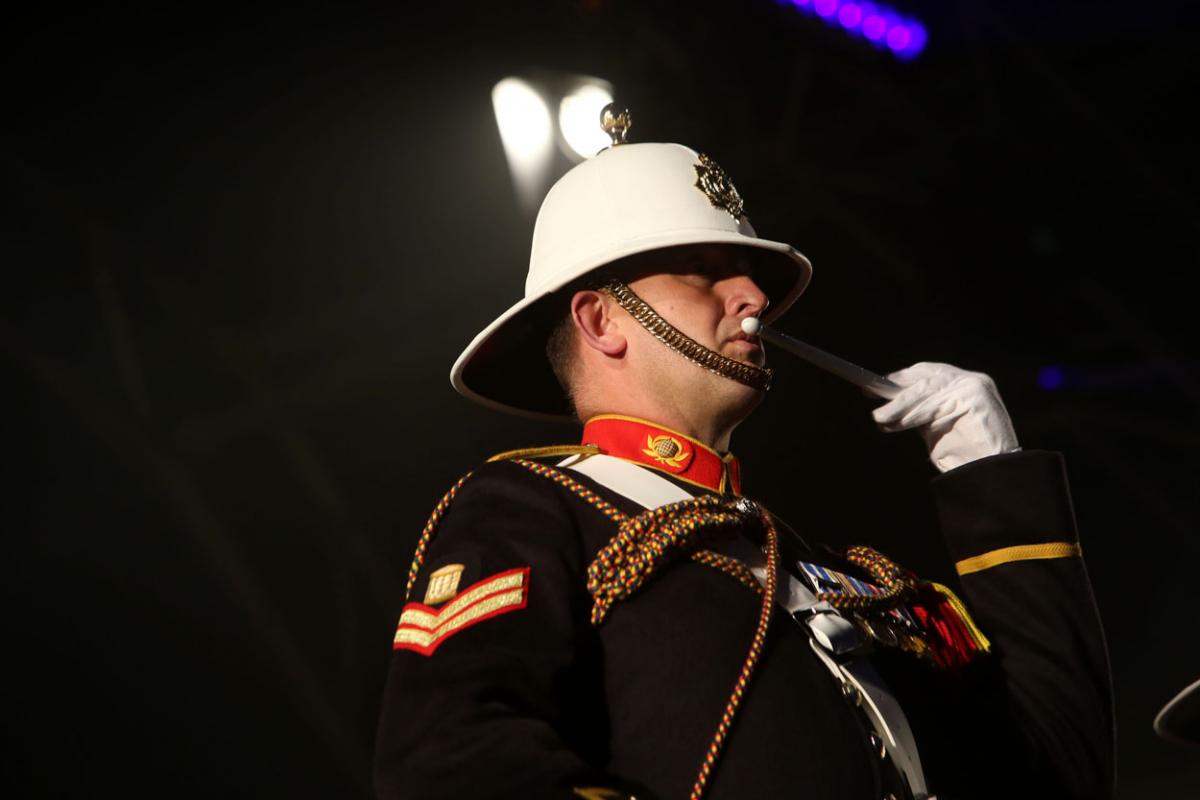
[5,1,1198,796]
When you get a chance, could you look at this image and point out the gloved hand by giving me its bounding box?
[871,362,1020,473]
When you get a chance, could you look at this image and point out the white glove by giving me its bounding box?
[871,362,1020,473]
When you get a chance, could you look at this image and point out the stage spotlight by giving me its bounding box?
[814,0,838,19]
[899,21,927,59]
[862,10,888,41]
[783,0,927,60]
[886,24,912,52]
[838,3,864,30]
[492,78,555,216]
[492,74,615,217]
[559,84,615,159]
[492,78,554,170]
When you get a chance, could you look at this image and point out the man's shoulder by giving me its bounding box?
[445,456,555,499]
[433,449,645,539]
[438,450,590,518]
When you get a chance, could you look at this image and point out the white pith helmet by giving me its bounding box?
[450,137,813,420]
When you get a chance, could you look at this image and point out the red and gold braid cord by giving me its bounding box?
[511,459,760,595]
[689,511,780,800]
[512,459,629,525]
[817,544,915,613]
[586,496,746,625]
[410,458,781,799]
[405,472,472,600]
[691,550,762,593]
[405,460,626,602]
[580,491,779,800]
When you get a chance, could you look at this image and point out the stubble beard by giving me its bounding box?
[640,333,766,433]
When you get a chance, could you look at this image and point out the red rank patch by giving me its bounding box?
[393,567,530,656]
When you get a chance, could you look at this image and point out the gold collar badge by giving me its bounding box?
[642,434,691,470]
[694,153,745,220]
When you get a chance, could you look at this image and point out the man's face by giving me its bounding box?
[620,243,771,419]
[624,243,769,369]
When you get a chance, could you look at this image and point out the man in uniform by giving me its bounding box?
[374,111,1114,799]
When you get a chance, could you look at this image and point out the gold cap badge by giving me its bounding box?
[694,153,745,220]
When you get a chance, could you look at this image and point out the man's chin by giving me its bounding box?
[726,382,766,421]
[739,354,769,372]
[722,341,767,369]
[708,369,766,408]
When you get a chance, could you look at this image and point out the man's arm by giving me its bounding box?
[933,450,1115,798]
[872,362,1114,797]
[375,461,636,800]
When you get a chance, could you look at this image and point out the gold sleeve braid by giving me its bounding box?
[954,541,1081,576]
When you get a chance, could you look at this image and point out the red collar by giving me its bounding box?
[580,415,743,495]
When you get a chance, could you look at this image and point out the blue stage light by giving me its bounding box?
[904,22,928,56]
[1038,366,1066,391]
[783,0,926,60]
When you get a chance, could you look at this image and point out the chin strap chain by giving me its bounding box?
[600,280,774,392]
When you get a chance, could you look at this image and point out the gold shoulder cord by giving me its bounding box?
[600,281,774,392]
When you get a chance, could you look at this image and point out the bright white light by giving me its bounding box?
[558,84,614,159]
[492,78,554,167]
[492,77,556,215]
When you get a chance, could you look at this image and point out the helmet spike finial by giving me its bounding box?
[599,103,633,148]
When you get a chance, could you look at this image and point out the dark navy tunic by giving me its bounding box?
[374,450,1113,800]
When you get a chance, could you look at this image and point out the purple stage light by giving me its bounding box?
[782,0,926,60]
[862,13,887,41]
[814,0,839,18]
[904,22,928,56]
[838,3,864,30]
[886,25,911,51]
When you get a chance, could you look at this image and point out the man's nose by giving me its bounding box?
[724,275,769,319]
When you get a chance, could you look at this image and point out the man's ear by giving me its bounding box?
[571,290,627,357]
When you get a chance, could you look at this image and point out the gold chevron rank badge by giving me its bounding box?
[394,567,530,656]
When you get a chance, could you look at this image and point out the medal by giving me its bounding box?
[794,557,949,665]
